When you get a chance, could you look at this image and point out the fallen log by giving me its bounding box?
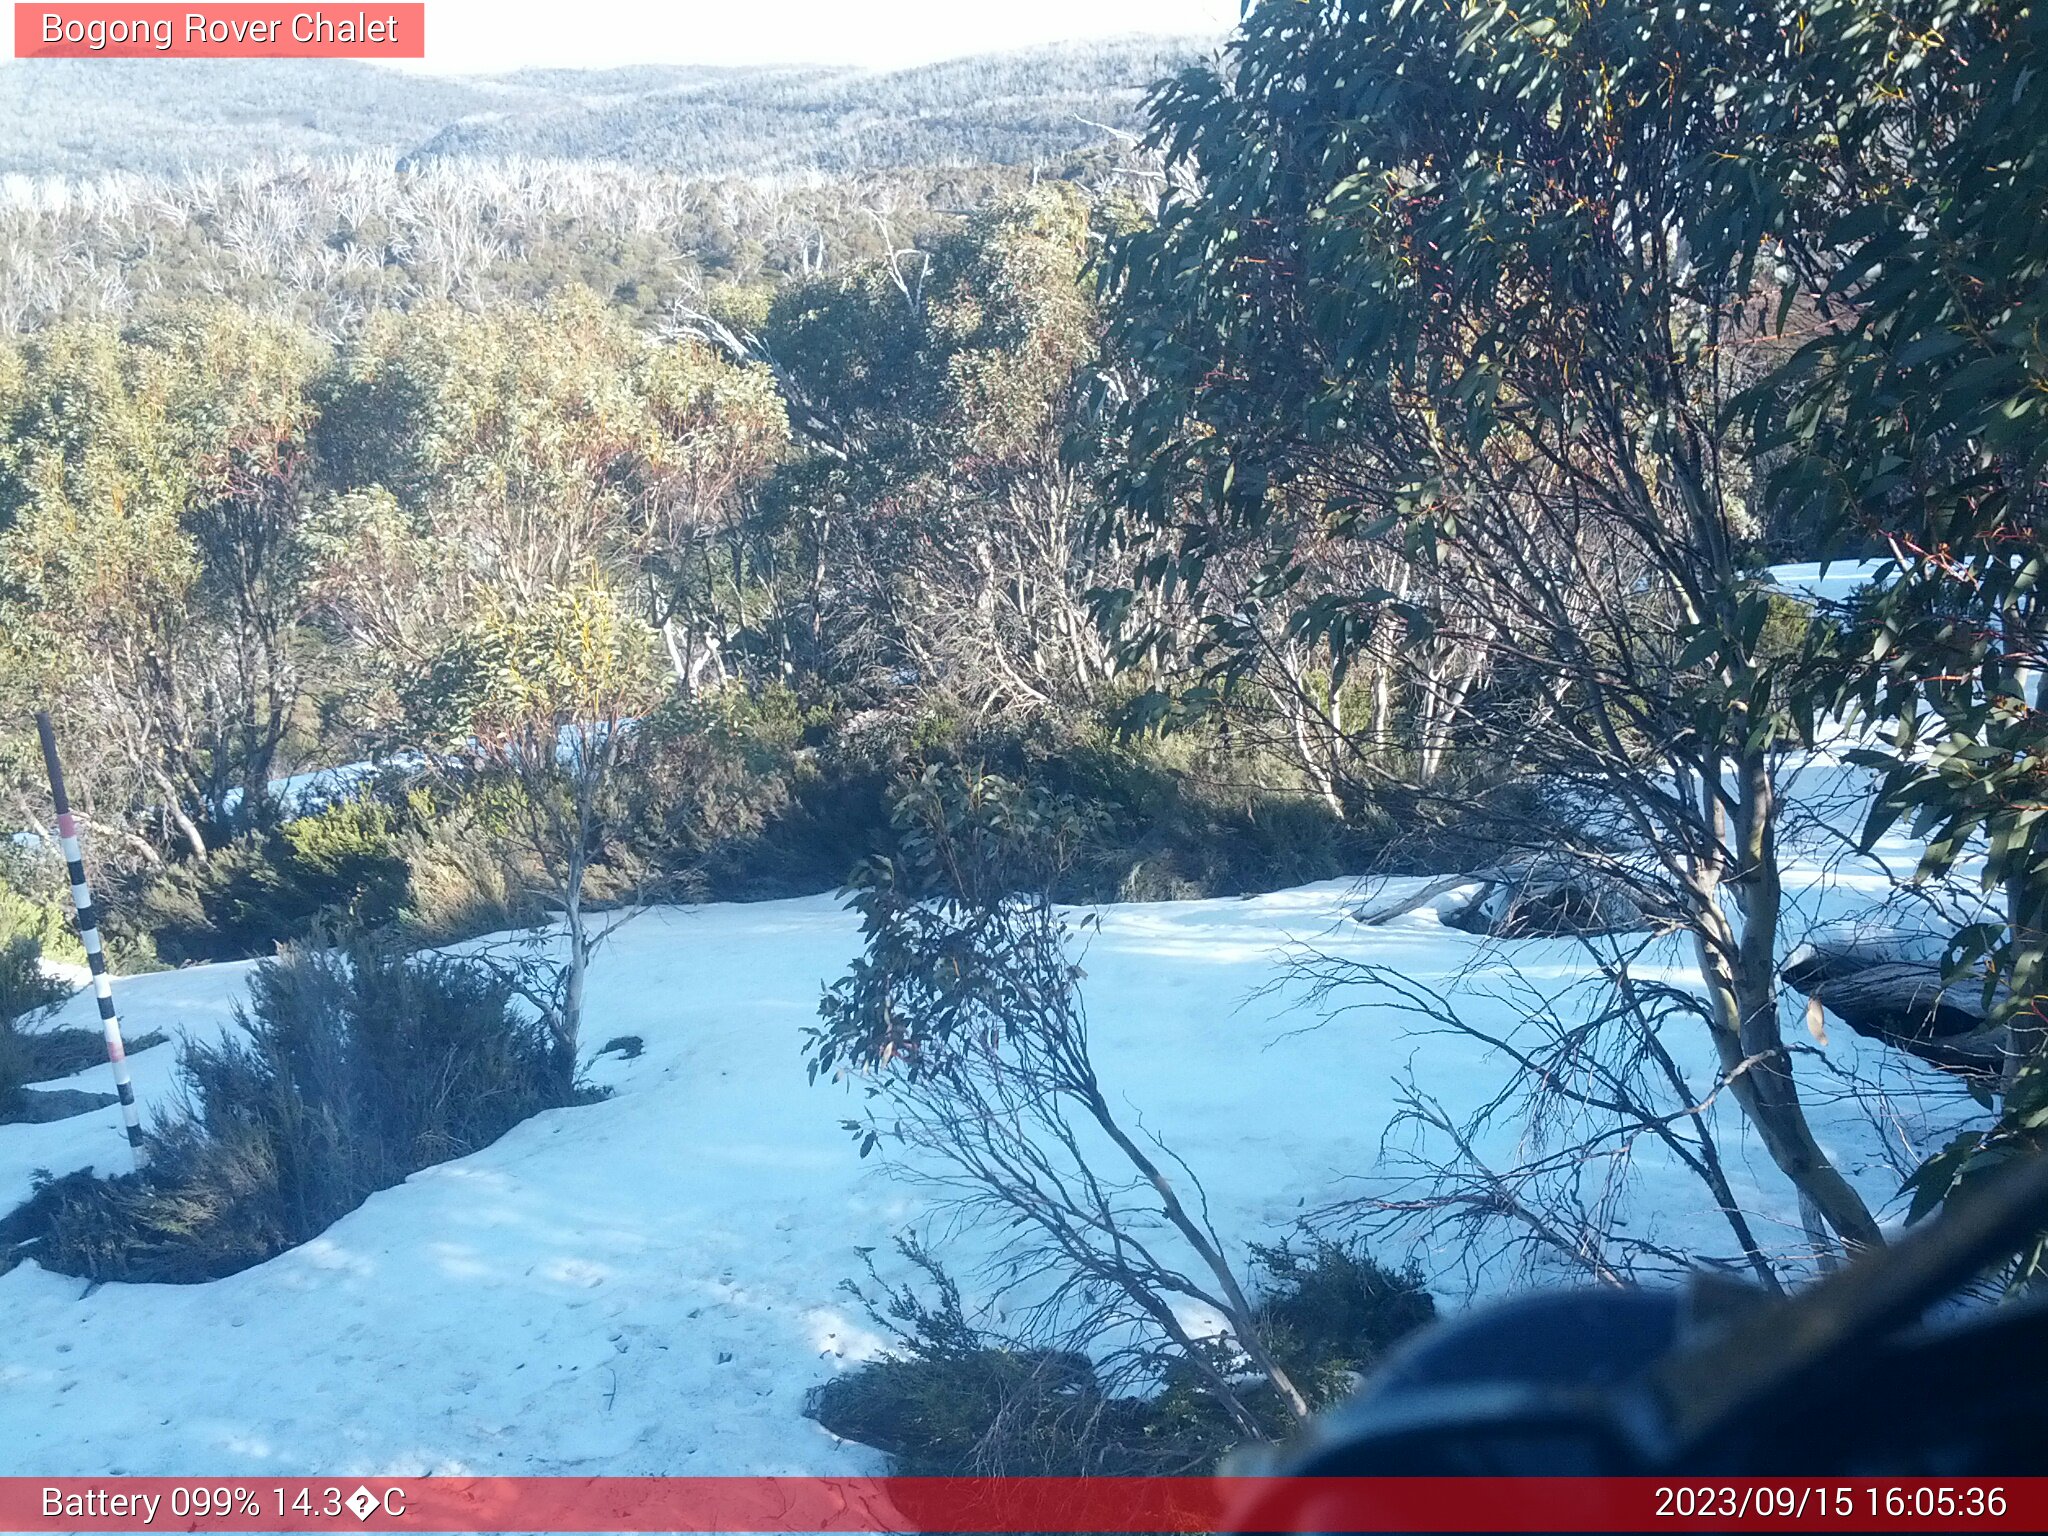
[1352,871,1504,927]
[1354,861,1655,938]
[1780,924,2008,1077]
[0,1086,118,1127]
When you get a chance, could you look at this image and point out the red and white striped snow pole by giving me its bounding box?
[35,710,146,1167]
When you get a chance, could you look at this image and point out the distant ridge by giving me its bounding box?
[0,59,496,176]
[0,39,1214,178]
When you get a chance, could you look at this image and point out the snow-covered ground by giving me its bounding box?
[0,740,1973,1477]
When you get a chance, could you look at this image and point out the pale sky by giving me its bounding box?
[390,0,1238,75]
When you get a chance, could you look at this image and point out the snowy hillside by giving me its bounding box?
[0,746,1970,1475]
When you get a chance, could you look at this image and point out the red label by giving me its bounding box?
[14,4,425,58]
[0,1477,2041,1532]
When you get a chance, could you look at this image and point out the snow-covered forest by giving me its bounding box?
[0,41,1203,177]
[2,0,2045,1480]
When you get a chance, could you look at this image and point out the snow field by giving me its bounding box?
[0,829,1960,1475]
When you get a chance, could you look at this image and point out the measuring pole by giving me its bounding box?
[35,710,146,1167]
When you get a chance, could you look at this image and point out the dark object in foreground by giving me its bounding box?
[1234,1154,2048,1508]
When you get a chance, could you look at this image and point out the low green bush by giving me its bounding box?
[1249,1238,1438,1401]
[101,686,1531,966]
[136,795,413,963]
[1,934,72,1116]
[618,689,894,901]
[1,843,84,965]
[19,936,581,1283]
[808,1240,1191,1474]
[808,1236,1434,1474]
[823,704,1510,904]
[392,796,540,945]
[812,1342,1170,1476]
[622,694,1421,908]
[0,1022,26,1118]
[280,796,413,908]
[0,933,66,1029]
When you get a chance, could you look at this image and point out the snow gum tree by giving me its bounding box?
[810,766,1314,1436]
[1099,0,1890,1254]
[316,289,791,715]
[1719,0,2048,1267]
[0,306,325,859]
[633,341,789,695]
[407,580,665,1080]
[312,291,761,1072]
[316,290,651,627]
[701,186,1126,706]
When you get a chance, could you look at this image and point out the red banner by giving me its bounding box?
[13,5,425,59]
[0,1477,2042,1532]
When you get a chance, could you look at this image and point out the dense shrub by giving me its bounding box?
[0,1018,25,1118]
[624,693,1473,909]
[1248,1239,1438,1402]
[619,688,895,901]
[392,796,543,944]
[808,1241,1193,1475]
[0,934,66,1028]
[1,930,167,1124]
[808,1237,1434,1474]
[18,937,580,1283]
[814,1343,1173,1476]
[97,682,1525,969]
[134,796,413,963]
[280,797,413,907]
[1,843,84,964]
[1,935,69,1115]
[117,784,552,960]
[1,885,76,965]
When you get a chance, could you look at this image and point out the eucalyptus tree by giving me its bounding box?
[634,340,789,694]
[0,305,325,859]
[905,187,1117,710]
[406,580,666,1082]
[312,288,662,739]
[812,766,1314,1434]
[744,185,1120,709]
[1099,0,1890,1253]
[1725,0,2048,1253]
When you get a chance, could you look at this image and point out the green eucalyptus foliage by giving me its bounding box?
[135,795,414,964]
[756,185,1108,698]
[1720,0,2048,1251]
[1093,0,1961,1254]
[1094,0,1832,750]
[0,304,325,844]
[0,933,70,1115]
[808,765,1096,1087]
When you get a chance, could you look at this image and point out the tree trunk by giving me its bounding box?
[153,770,209,863]
[2001,866,2048,1104]
[1691,751,1883,1253]
[1371,656,1393,763]
[557,849,588,1090]
[661,618,692,692]
[1084,1080,1313,1422]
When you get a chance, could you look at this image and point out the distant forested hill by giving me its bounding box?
[403,41,1206,172]
[0,39,1209,178]
[0,60,504,174]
